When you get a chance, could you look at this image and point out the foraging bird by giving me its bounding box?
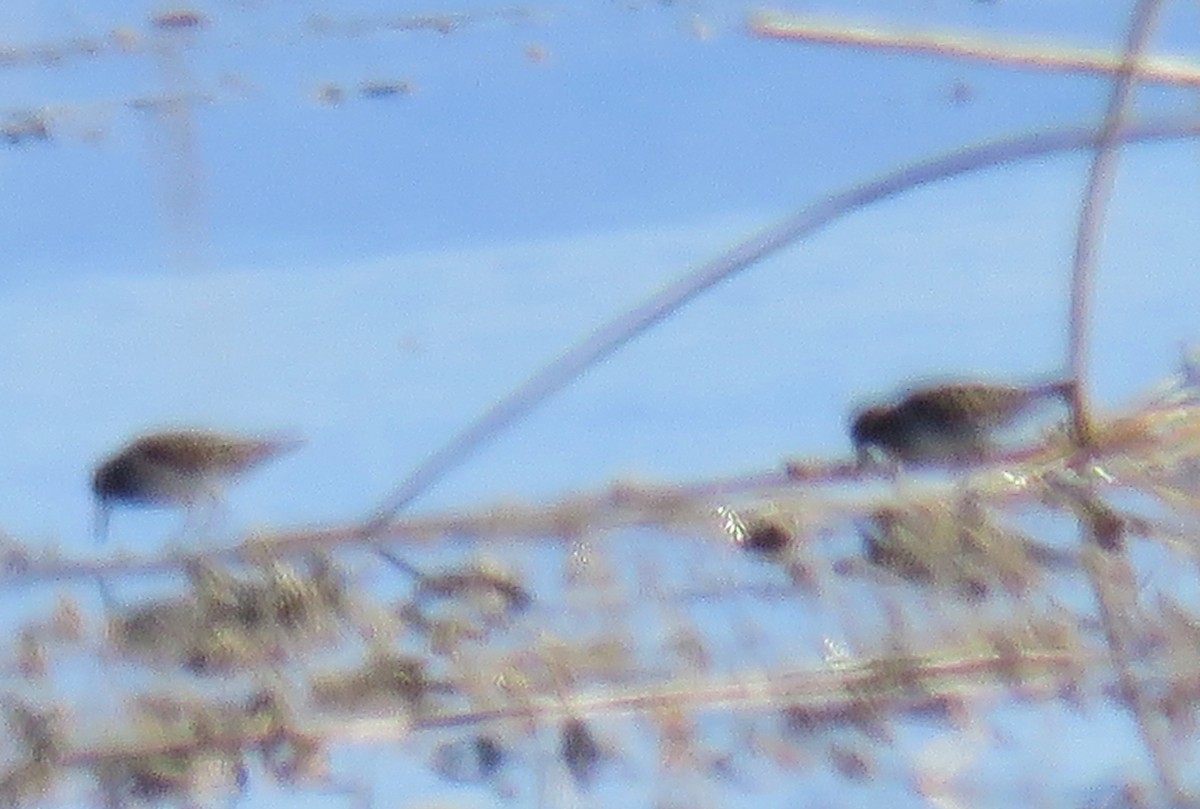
[92,430,301,542]
[850,379,1074,466]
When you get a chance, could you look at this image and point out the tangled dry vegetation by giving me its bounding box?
[0,371,1196,807]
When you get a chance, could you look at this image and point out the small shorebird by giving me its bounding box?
[92,429,302,542]
[850,379,1074,467]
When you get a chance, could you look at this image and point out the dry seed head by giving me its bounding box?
[187,562,261,627]
[402,563,531,648]
[50,596,84,643]
[742,519,793,555]
[4,700,65,766]
[560,718,603,785]
[265,562,316,629]
[0,760,55,807]
[17,630,46,680]
[828,742,875,782]
[109,598,199,660]
[150,9,209,30]
[260,731,328,785]
[311,654,443,715]
[97,748,246,806]
[184,626,261,674]
[415,564,531,619]
[718,506,794,556]
[860,502,1042,599]
[432,735,507,784]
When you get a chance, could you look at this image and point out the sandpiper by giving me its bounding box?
[850,379,1074,466]
[92,429,301,542]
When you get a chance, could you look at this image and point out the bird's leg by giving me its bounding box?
[200,489,230,539]
[176,487,228,546]
[89,502,119,608]
[175,505,201,545]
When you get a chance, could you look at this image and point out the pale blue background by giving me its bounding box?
[1,0,1199,806]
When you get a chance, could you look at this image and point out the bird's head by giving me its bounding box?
[92,456,146,544]
[849,405,896,467]
[92,456,138,503]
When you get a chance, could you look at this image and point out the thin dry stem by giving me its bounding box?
[1067,0,1165,446]
[748,9,1200,89]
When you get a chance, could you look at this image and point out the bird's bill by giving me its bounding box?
[93,502,111,545]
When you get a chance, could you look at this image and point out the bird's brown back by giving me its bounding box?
[901,381,1070,430]
[129,431,301,475]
